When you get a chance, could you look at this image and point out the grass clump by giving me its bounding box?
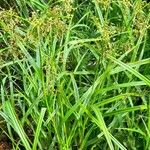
[0,0,150,149]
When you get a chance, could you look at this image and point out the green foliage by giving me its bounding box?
[0,0,150,149]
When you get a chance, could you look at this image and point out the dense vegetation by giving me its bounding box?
[0,0,150,149]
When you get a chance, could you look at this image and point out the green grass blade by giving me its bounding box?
[104,105,147,117]
[94,93,140,107]
[2,101,32,150]
[91,106,114,150]
[32,108,46,150]
[108,55,150,86]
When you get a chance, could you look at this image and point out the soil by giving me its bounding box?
[0,141,11,150]
[0,135,11,150]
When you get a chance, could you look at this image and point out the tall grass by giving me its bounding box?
[0,0,150,149]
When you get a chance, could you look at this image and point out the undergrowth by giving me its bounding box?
[0,0,150,149]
